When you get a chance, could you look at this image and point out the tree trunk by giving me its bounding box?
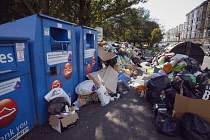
[23,0,36,14]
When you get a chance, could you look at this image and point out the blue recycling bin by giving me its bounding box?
[75,26,98,82]
[0,37,36,139]
[0,14,79,125]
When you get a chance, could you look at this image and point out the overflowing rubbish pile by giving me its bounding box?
[77,41,145,107]
[137,52,210,139]
[43,40,210,139]
[44,41,145,132]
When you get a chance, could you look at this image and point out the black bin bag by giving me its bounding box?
[181,113,210,140]
[146,88,162,105]
[48,97,70,115]
[147,75,170,89]
[183,57,200,74]
[164,88,177,112]
[154,113,180,136]
[117,81,129,94]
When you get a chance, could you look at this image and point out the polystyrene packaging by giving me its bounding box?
[75,80,95,95]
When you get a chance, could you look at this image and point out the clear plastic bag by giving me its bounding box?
[75,80,95,95]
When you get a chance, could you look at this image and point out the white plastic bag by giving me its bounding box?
[75,80,95,95]
[44,88,71,105]
[170,54,188,67]
[142,73,161,81]
[194,71,202,77]
[96,85,112,106]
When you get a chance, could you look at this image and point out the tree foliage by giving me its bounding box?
[0,0,148,26]
[0,0,163,46]
[102,7,162,46]
[150,28,163,46]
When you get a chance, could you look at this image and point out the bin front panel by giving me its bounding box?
[81,28,98,82]
[0,45,17,74]
[0,74,36,140]
[0,40,31,81]
[32,17,78,125]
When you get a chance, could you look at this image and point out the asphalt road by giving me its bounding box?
[21,59,184,140]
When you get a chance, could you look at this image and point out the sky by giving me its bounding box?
[132,0,206,32]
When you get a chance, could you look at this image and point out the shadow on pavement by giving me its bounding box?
[22,86,183,140]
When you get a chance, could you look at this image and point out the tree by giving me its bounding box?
[102,7,162,46]
[143,20,160,44]
[0,0,148,26]
[150,28,163,47]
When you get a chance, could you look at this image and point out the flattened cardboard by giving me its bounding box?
[173,94,210,123]
[123,72,130,78]
[103,66,119,93]
[129,50,137,57]
[98,46,117,61]
[87,68,106,86]
[125,65,138,70]
[87,66,119,93]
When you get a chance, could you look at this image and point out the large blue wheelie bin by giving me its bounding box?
[75,26,98,82]
[0,37,36,139]
[0,14,79,125]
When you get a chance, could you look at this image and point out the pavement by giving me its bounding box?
[21,58,184,140]
[202,56,210,69]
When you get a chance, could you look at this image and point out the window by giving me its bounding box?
[200,32,203,37]
[208,30,210,36]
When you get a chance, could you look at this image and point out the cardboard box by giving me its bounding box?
[98,46,117,61]
[173,94,210,123]
[49,113,79,133]
[125,65,138,70]
[87,66,119,93]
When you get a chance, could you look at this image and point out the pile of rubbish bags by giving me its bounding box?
[136,53,210,139]
[73,42,144,107]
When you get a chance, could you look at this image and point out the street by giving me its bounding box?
[21,60,185,140]
[21,54,210,140]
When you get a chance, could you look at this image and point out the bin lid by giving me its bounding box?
[76,25,97,31]
[38,14,76,26]
[0,36,30,41]
[165,41,205,65]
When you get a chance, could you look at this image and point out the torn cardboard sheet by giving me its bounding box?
[129,50,137,57]
[87,68,106,86]
[103,66,119,93]
[98,46,117,61]
[173,94,210,123]
[87,66,119,93]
